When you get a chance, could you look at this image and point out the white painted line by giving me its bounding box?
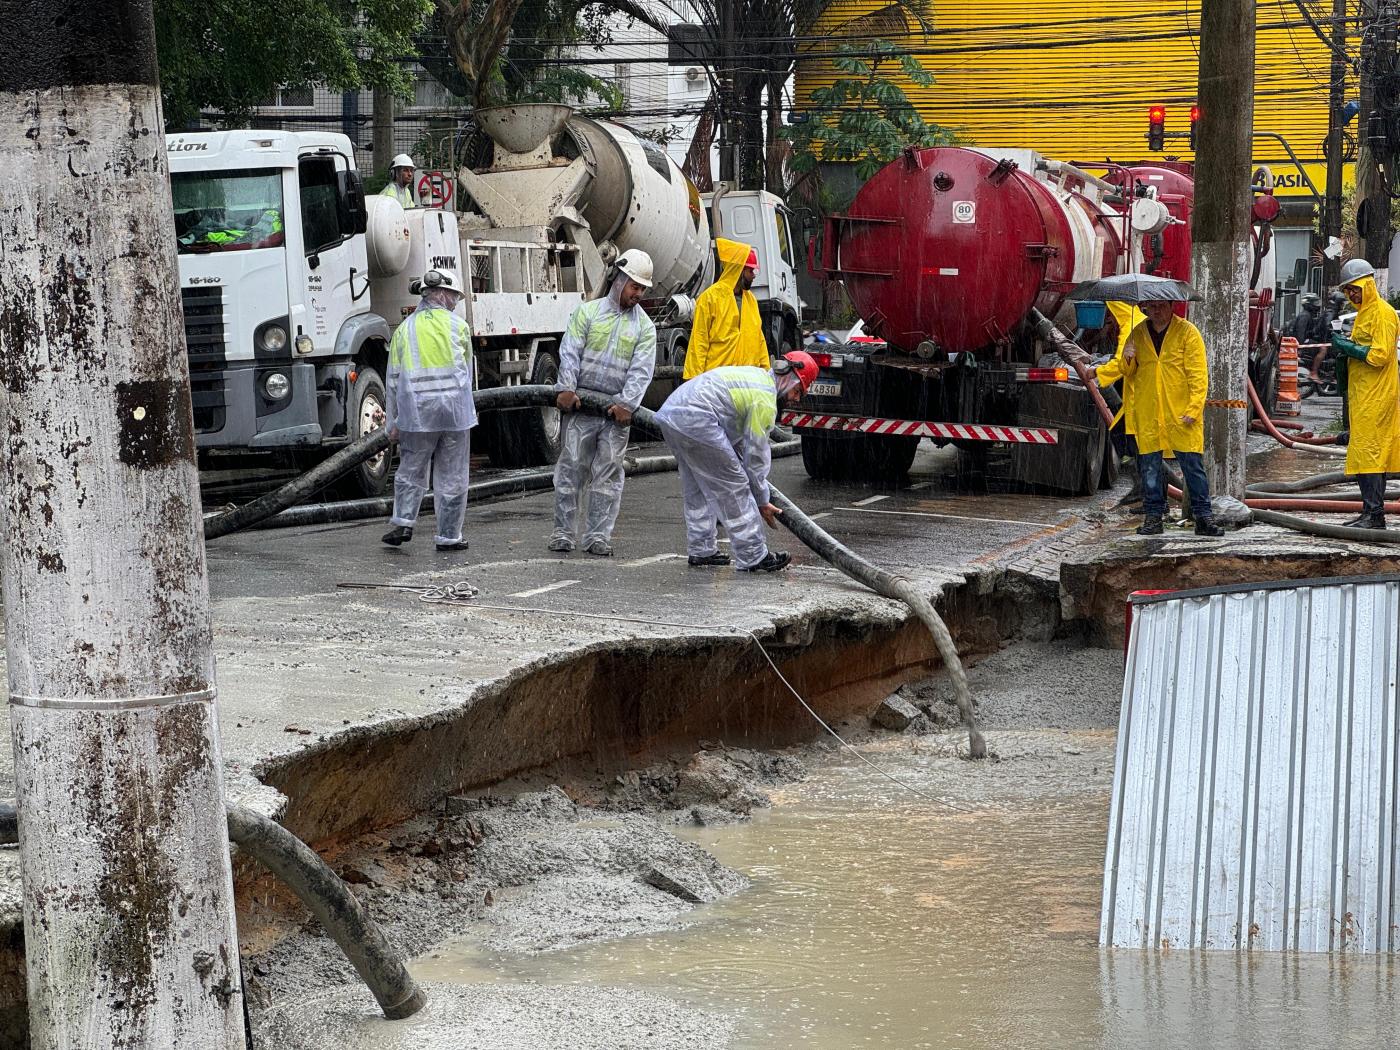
[810,511,833,520]
[509,580,581,598]
[852,494,890,507]
[620,553,683,568]
[837,506,1051,528]
[907,481,932,491]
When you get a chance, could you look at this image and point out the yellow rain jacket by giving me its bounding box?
[1094,301,1145,429]
[1118,315,1208,456]
[683,238,769,379]
[1341,276,1400,475]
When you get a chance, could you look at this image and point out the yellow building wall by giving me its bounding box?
[796,0,1353,198]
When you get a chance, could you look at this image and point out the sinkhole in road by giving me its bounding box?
[253,639,1400,1050]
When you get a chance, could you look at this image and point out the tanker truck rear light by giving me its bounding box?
[1020,367,1069,383]
[809,351,833,368]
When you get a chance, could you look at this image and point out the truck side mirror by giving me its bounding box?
[339,170,369,235]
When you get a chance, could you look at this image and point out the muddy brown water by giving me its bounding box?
[413,733,1399,1049]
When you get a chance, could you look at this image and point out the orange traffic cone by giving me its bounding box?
[1275,337,1302,416]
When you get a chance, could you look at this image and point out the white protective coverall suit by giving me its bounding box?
[551,274,658,552]
[654,365,785,570]
[387,289,477,544]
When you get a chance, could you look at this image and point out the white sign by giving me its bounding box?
[952,201,976,224]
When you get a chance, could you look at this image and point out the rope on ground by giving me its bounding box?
[338,582,979,811]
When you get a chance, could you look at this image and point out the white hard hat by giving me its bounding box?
[421,269,464,295]
[615,249,654,289]
[1339,258,1375,286]
[390,153,416,170]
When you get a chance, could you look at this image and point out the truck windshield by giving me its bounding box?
[172,169,285,254]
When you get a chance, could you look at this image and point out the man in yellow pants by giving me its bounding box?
[1331,259,1400,529]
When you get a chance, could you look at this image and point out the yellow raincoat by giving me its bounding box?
[1094,301,1145,429]
[1118,315,1208,456]
[1342,276,1400,475]
[683,238,769,379]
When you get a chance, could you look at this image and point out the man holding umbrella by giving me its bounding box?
[1081,276,1225,537]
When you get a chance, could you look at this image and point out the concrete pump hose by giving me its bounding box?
[1251,508,1400,542]
[226,805,427,1020]
[1243,378,1346,456]
[1247,471,1351,493]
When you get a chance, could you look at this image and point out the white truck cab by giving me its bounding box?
[168,130,394,492]
[707,188,805,355]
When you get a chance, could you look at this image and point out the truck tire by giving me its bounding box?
[859,434,919,482]
[341,366,392,497]
[800,431,844,480]
[487,350,563,468]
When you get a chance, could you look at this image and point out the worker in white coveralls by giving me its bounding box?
[381,269,476,552]
[549,249,658,556]
[655,353,818,573]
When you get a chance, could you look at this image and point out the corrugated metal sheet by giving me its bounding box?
[1101,575,1400,952]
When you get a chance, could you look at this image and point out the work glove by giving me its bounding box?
[1331,334,1371,362]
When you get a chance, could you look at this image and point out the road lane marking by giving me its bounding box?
[836,506,1053,527]
[809,511,833,520]
[907,481,932,491]
[509,580,581,598]
[620,553,684,568]
[852,494,890,506]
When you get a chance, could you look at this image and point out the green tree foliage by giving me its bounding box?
[784,42,954,182]
[428,0,663,109]
[155,0,433,129]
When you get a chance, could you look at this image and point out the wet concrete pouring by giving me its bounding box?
[4,392,1400,1045]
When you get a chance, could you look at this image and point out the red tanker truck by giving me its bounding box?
[799,146,1281,492]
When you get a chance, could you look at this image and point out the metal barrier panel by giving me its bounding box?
[1101,576,1400,951]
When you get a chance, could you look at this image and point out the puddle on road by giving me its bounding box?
[414,739,1398,1049]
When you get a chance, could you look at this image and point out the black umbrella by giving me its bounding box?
[1068,273,1201,303]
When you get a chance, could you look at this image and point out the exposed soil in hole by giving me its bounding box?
[246,640,1126,1047]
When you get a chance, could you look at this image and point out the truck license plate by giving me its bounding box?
[808,380,842,396]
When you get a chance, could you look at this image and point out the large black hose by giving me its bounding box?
[1250,509,1400,542]
[0,801,425,1020]
[226,805,427,1020]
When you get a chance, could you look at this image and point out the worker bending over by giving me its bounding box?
[1098,300,1224,537]
[684,238,769,378]
[549,250,658,556]
[382,269,475,552]
[1331,259,1400,529]
[656,354,817,572]
[380,154,416,208]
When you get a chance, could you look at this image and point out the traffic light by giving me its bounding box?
[1148,105,1166,151]
[1189,105,1200,151]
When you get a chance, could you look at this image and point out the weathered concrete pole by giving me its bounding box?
[1190,0,1256,501]
[0,2,247,1046]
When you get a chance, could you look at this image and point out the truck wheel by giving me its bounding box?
[860,434,918,482]
[341,366,391,497]
[800,432,842,480]
[487,350,563,468]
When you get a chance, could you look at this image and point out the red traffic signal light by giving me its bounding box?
[1148,106,1166,151]
[1189,104,1200,150]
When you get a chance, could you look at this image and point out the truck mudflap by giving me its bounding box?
[781,410,1059,445]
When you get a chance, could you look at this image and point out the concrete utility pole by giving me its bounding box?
[1322,0,1350,290]
[0,2,246,1046]
[1190,0,1257,501]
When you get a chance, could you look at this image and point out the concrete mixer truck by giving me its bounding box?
[803,146,1280,493]
[166,106,801,493]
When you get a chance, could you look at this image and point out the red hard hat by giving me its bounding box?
[745,248,759,272]
[783,350,819,391]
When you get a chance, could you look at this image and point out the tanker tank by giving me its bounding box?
[826,146,1127,357]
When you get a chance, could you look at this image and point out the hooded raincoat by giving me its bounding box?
[683,238,769,379]
[1341,275,1400,476]
[1095,301,1145,430]
[654,366,779,570]
[386,295,477,545]
[550,276,659,551]
[1117,315,1208,456]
